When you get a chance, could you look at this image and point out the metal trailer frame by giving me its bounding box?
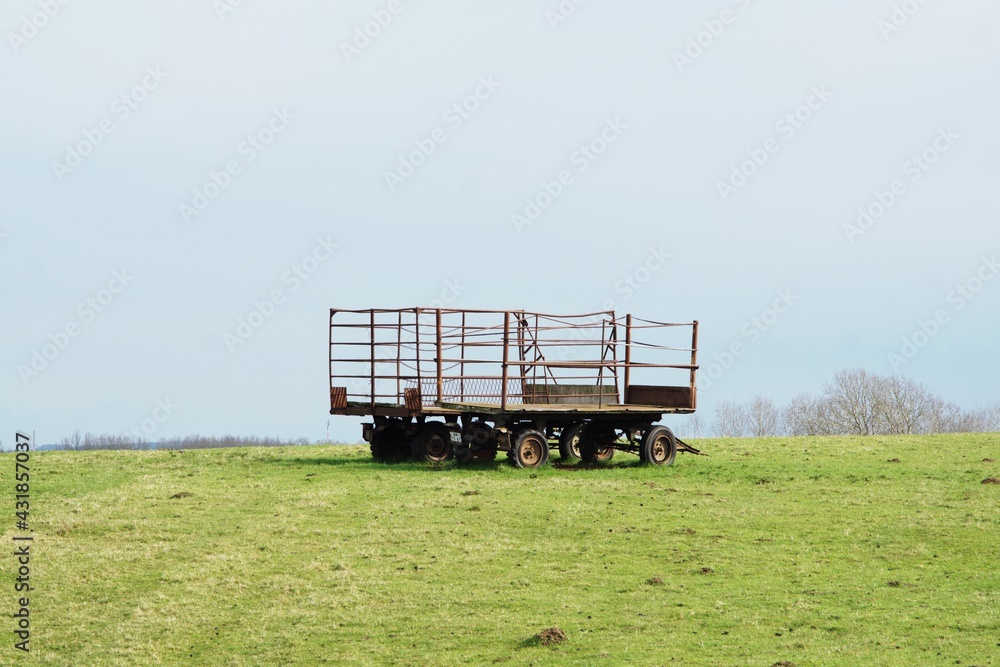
[328,308,701,467]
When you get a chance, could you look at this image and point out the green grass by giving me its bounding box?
[6,434,1000,666]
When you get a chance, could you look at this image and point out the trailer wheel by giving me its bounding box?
[640,425,677,466]
[579,424,616,464]
[454,421,498,464]
[558,423,585,461]
[412,423,455,463]
[508,430,549,469]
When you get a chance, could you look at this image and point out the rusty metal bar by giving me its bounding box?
[334,308,336,410]
[460,311,466,401]
[611,318,620,403]
[501,311,510,411]
[516,312,526,396]
[414,307,421,399]
[481,360,696,369]
[436,309,443,403]
[369,309,376,409]
[533,313,540,400]
[329,307,618,318]
[690,319,699,395]
[624,313,632,398]
[598,318,606,409]
[396,310,402,402]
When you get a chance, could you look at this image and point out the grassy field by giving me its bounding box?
[5,434,999,666]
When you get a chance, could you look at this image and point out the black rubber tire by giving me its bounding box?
[578,424,617,464]
[453,421,498,464]
[411,422,455,463]
[640,425,677,466]
[370,426,410,463]
[508,430,550,469]
[558,423,585,462]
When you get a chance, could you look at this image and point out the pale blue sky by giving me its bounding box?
[2,0,998,444]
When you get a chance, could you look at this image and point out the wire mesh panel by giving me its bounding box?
[329,308,698,412]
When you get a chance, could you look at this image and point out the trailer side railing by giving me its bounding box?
[329,308,698,412]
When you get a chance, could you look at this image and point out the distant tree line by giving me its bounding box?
[58,432,315,451]
[695,369,1000,438]
[47,369,1000,449]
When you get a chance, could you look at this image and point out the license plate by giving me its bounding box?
[449,431,462,444]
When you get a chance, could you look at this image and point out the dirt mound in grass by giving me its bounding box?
[169,492,193,499]
[887,458,901,463]
[536,627,567,646]
[981,478,1000,485]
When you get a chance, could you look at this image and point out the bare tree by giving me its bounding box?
[879,375,932,435]
[982,401,1000,433]
[747,396,781,436]
[714,400,749,438]
[823,369,884,435]
[921,396,969,434]
[969,402,1000,433]
[60,430,84,450]
[700,370,998,438]
[784,393,821,435]
[687,413,705,438]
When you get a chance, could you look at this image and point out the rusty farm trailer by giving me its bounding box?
[328,308,700,468]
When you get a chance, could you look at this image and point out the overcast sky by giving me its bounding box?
[2,0,998,445]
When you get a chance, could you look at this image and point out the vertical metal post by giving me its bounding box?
[611,318,619,403]
[436,309,443,403]
[690,320,699,407]
[460,311,466,401]
[624,314,632,403]
[414,308,422,401]
[329,309,334,409]
[533,314,540,400]
[598,318,606,408]
[369,309,376,408]
[516,312,527,398]
[501,311,510,411]
[396,310,402,403]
